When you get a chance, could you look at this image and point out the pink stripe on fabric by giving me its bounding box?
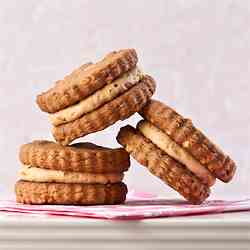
[0,192,250,220]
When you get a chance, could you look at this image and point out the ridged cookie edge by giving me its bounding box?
[16,181,127,205]
[140,100,236,182]
[19,140,130,173]
[53,75,156,145]
[37,49,138,113]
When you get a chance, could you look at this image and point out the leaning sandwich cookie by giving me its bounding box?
[36,49,156,145]
[117,99,236,204]
[16,140,129,205]
[139,100,236,183]
[117,125,210,204]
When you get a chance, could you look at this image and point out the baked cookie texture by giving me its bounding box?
[36,48,156,145]
[17,140,130,205]
[117,125,210,204]
[16,180,127,205]
[37,49,138,113]
[136,120,216,187]
[52,75,156,145]
[17,48,158,205]
[19,140,130,173]
[20,47,235,205]
[117,99,236,204]
[49,67,144,126]
[139,100,236,182]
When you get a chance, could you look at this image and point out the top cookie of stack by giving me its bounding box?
[36,49,156,145]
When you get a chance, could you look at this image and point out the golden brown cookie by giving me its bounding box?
[15,180,127,205]
[117,125,210,204]
[136,120,216,187]
[19,140,130,173]
[52,75,156,145]
[37,49,138,113]
[49,67,144,126]
[139,100,236,182]
[55,62,93,86]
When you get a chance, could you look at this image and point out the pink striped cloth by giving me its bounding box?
[0,191,250,220]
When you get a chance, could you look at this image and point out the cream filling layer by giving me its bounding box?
[137,121,215,187]
[49,67,144,126]
[19,165,124,184]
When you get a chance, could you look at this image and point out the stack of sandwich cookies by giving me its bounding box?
[36,49,156,145]
[16,141,129,205]
[117,100,236,204]
[15,47,236,206]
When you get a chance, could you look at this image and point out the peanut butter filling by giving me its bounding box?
[137,120,215,187]
[49,67,144,126]
[19,165,124,184]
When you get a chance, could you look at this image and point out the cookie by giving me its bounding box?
[137,120,215,187]
[36,49,138,113]
[140,100,236,182]
[52,75,156,145]
[117,125,210,204]
[19,140,130,173]
[16,180,127,205]
[19,165,124,184]
[55,62,93,86]
[49,67,144,126]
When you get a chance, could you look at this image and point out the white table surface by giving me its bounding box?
[0,211,249,250]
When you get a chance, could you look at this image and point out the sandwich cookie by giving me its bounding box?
[36,49,156,145]
[117,100,236,204]
[16,140,129,205]
[139,100,236,182]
